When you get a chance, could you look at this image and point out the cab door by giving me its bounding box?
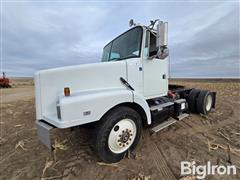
[143,31,168,99]
[126,58,143,94]
[107,26,144,94]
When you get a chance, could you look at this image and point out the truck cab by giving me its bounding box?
[35,20,216,163]
[101,25,168,98]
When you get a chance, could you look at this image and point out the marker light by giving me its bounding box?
[64,87,70,96]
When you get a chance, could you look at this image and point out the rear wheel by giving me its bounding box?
[196,90,213,115]
[188,89,201,113]
[94,106,142,163]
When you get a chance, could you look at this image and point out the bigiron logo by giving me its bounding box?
[181,161,237,179]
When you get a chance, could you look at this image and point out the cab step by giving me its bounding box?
[175,113,189,120]
[151,113,190,133]
[151,118,176,133]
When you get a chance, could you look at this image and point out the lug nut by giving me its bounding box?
[126,142,129,145]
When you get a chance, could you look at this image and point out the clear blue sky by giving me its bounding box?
[1,1,239,77]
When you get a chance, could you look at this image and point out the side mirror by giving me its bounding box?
[157,21,168,47]
[157,47,169,59]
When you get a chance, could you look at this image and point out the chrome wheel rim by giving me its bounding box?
[206,95,213,111]
[108,119,136,154]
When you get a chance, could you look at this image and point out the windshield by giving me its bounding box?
[101,27,143,62]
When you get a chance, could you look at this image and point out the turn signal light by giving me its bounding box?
[64,87,70,96]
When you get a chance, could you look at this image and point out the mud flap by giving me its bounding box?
[36,120,55,150]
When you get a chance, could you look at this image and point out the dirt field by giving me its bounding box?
[0,78,240,180]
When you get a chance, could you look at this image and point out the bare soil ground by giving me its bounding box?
[0,78,240,180]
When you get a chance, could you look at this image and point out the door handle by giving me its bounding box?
[162,74,166,79]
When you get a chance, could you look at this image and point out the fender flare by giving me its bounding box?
[132,91,151,125]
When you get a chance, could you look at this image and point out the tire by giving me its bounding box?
[196,90,213,115]
[188,89,201,113]
[94,106,142,163]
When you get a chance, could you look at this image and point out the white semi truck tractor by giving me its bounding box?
[35,19,216,163]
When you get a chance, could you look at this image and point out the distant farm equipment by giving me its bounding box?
[0,72,11,88]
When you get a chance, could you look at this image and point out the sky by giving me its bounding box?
[1,1,239,77]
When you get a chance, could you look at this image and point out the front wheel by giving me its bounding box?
[94,106,142,163]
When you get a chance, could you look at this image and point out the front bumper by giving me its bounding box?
[36,120,55,150]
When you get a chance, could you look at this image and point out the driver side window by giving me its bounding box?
[149,33,157,57]
[145,30,158,58]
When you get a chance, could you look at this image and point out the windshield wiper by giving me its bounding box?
[125,54,138,59]
[110,58,123,61]
[109,55,138,61]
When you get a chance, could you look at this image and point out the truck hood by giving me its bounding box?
[34,61,127,120]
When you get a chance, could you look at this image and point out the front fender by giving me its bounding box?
[57,88,133,128]
[133,91,151,125]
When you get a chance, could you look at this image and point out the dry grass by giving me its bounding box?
[15,140,27,151]
[207,140,240,155]
[41,158,54,180]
